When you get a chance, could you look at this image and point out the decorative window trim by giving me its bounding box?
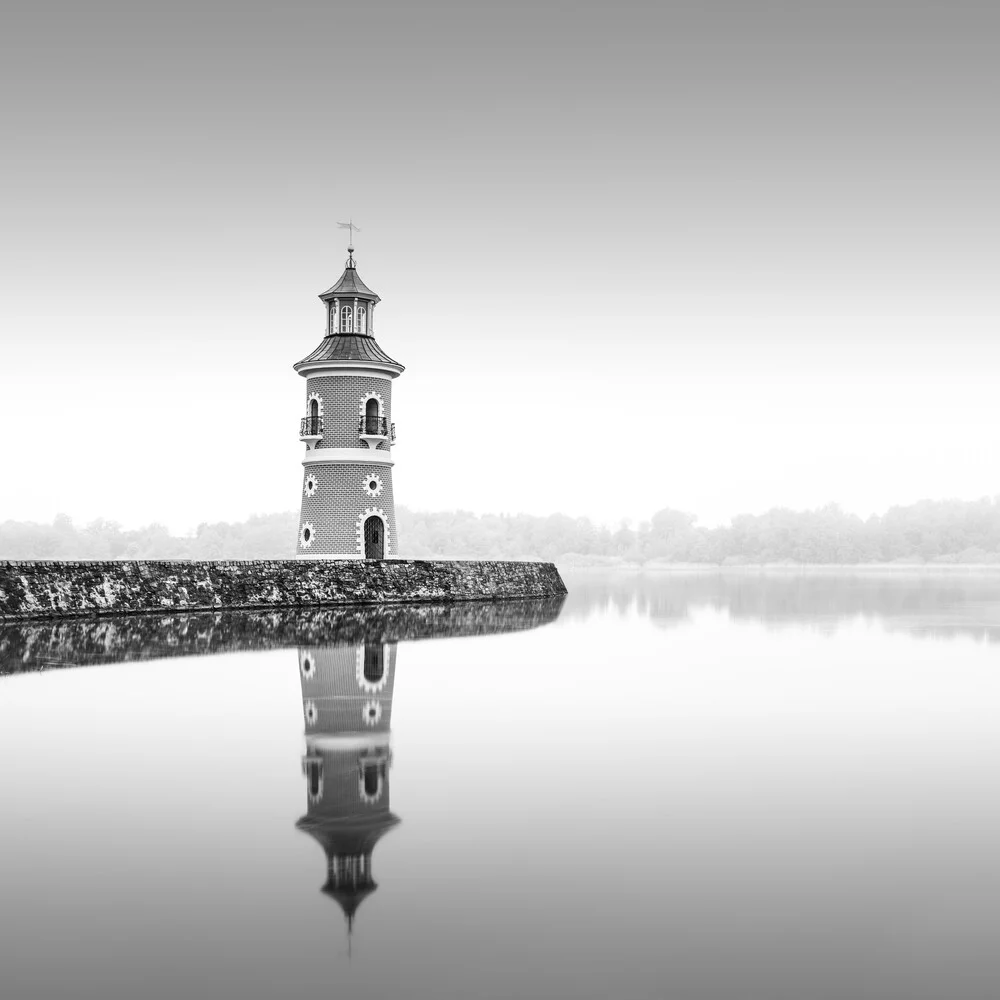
[303,474,318,498]
[305,758,324,803]
[299,651,316,678]
[358,765,384,804]
[362,472,384,498]
[304,700,318,727]
[307,392,324,417]
[358,391,385,418]
[300,522,315,549]
[356,509,390,556]
[355,645,390,693]
[362,699,383,727]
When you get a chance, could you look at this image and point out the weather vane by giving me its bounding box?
[337,219,361,247]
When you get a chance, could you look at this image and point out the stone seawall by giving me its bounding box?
[0,560,568,620]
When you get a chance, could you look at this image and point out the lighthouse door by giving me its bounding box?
[363,516,384,560]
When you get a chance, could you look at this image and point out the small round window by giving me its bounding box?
[363,473,384,498]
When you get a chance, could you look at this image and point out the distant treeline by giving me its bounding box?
[2,498,1000,564]
[557,571,1000,644]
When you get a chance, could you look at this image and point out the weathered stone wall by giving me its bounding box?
[0,559,567,620]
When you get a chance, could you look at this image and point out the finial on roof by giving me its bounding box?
[337,220,361,269]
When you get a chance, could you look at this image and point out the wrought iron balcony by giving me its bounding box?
[390,422,397,444]
[359,415,388,437]
[300,415,324,438]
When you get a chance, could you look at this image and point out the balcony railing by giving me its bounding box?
[300,415,324,437]
[359,415,388,437]
[390,422,396,444]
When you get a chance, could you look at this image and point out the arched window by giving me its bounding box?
[310,398,319,419]
[341,305,353,333]
[363,763,380,797]
[357,306,367,334]
[329,305,336,334]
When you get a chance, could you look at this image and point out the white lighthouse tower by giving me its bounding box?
[294,244,404,559]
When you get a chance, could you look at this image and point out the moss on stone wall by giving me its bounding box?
[0,559,567,620]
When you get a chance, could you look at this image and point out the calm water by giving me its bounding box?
[1,571,999,1000]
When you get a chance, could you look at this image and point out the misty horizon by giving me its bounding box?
[3,1,999,536]
[5,494,999,565]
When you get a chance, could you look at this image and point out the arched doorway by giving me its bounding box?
[363,515,384,559]
[364,397,380,435]
[308,397,320,435]
[363,643,384,683]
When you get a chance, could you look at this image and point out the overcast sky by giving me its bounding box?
[2,1,998,532]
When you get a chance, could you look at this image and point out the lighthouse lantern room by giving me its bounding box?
[294,245,404,559]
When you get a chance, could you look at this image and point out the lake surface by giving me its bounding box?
[1,571,999,999]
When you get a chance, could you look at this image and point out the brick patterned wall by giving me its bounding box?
[298,641,397,822]
[299,462,397,557]
[299,643,397,734]
[305,375,392,450]
[300,743,394,821]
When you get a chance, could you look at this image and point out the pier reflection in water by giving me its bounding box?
[0,597,567,674]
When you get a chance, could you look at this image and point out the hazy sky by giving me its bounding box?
[2,1,998,532]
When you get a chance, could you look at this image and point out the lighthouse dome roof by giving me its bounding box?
[294,334,404,375]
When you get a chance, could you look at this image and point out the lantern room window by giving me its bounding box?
[341,305,353,333]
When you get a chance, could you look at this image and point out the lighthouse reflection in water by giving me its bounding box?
[296,639,399,940]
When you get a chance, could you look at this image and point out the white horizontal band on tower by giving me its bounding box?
[296,363,400,379]
[302,448,395,466]
[305,732,392,751]
[294,552,366,560]
[302,368,394,380]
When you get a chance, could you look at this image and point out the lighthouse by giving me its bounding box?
[296,639,400,938]
[294,245,404,559]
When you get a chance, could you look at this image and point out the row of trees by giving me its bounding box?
[404,499,1000,563]
[2,498,1000,563]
